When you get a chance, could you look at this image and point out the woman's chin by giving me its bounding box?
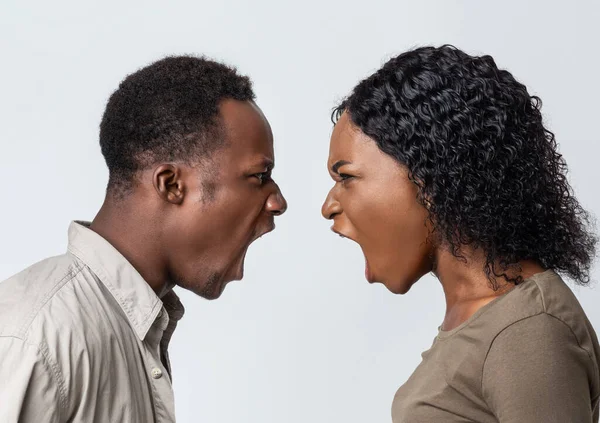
[365,258,375,282]
[376,274,416,295]
[381,281,408,295]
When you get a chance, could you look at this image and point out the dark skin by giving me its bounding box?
[322,112,545,330]
[91,99,287,300]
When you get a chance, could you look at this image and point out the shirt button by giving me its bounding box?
[151,368,163,379]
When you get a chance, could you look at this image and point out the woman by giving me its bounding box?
[322,45,600,422]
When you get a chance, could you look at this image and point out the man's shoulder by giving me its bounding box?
[0,253,84,339]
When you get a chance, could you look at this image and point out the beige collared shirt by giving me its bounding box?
[0,221,185,422]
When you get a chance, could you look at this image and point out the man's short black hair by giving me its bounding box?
[99,55,255,195]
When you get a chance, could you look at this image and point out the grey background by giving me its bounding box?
[1,1,599,422]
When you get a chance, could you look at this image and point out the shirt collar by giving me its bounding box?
[66,220,184,340]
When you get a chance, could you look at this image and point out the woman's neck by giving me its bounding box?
[433,248,545,331]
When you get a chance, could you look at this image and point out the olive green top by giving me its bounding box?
[392,270,600,423]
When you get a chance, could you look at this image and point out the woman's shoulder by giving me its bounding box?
[465,269,600,367]
[443,270,599,401]
[511,270,598,356]
[452,270,597,355]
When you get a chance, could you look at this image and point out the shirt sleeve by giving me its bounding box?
[482,313,595,423]
[0,336,64,423]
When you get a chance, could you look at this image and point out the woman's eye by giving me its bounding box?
[339,173,353,182]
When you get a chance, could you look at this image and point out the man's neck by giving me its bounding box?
[90,198,168,296]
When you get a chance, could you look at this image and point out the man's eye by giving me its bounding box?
[255,172,272,184]
[339,173,353,181]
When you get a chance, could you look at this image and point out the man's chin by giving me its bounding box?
[187,250,248,300]
[191,271,224,300]
[228,250,248,281]
[200,286,225,301]
[206,266,245,300]
[223,260,245,282]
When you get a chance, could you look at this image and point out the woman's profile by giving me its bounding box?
[322,45,599,422]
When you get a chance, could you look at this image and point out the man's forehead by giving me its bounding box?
[220,99,270,136]
[214,142,275,170]
[218,100,274,160]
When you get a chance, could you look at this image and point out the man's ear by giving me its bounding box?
[153,164,185,205]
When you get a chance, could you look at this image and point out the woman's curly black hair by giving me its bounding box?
[333,45,597,286]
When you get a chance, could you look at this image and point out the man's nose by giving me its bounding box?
[266,185,287,216]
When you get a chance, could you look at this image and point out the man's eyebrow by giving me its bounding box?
[252,157,274,170]
[331,160,351,174]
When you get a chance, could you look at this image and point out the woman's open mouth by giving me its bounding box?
[332,227,374,283]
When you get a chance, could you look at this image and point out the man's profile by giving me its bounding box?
[0,56,287,422]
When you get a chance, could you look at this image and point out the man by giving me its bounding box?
[0,56,287,422]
